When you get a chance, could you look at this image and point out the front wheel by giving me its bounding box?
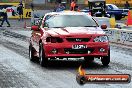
[39,43,48,67]
[29,44,36,61]
[101,49,110,66]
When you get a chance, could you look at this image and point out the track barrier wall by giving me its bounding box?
[104,28,132,46]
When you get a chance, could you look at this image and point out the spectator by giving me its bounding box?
[70,0,76,11]
[56,0,62,3]
[30,2,34,11]
[124,1,130,9]
[0,8,10,27]
[17,1,24,21]
[55,4,65,12]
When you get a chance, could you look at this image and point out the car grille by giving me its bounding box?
[64,48,94,54]
[66,38,90,42]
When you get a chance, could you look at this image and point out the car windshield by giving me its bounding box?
[44,15,98,28]
[109,4,119,10]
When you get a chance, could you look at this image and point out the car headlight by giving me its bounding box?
[94,35,109,42]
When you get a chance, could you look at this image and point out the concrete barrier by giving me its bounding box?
[104,28,132,46]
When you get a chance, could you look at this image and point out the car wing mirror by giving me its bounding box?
[101,24,107,29]
[31,25,39,31]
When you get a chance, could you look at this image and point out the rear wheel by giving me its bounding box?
[115,16,122,20]
[39,43,48,67]
[101,49,110,66]
[29,44,36,61]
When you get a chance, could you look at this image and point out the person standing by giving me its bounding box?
[0,7,10,27]
[17,1,24,21]
[55,4,65,12]
[124,1,130,9]
[30,2,34,11]
[70,0,76,11]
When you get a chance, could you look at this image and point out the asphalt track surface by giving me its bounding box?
[0,28,132,88]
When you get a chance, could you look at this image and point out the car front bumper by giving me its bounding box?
[43,42,110,58]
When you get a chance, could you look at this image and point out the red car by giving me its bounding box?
[29,11,110,67]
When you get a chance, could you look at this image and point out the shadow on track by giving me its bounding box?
[30,58,108,70]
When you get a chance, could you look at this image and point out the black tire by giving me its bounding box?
[84,57,94,62]
[39,43,48,67]
[115,16,122,20]
[111,14,122,20]
[29,44,36,61]
[101,49,110,66]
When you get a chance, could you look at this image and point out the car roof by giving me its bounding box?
[44,11,91,17]
[106,4,115,6]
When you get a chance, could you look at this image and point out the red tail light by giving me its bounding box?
[46,37,63,43]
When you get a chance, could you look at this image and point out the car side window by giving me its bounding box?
[43,19,49,28]
[43,15,57,28]
[35,16,43,28]
[44,15,49,20]
[45,15,53,21]
[107,5,112,10]
[108,5,113,10]
[42,15,51,28]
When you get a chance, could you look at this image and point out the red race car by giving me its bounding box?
[29,11,110,67]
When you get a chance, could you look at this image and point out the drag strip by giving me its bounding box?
[2,30,29,41]
[0,29,132,88]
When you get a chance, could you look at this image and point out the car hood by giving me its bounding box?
[45,27,105,36]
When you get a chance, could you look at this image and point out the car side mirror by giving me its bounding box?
[31,25,39,31]
[101,24,107,29]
